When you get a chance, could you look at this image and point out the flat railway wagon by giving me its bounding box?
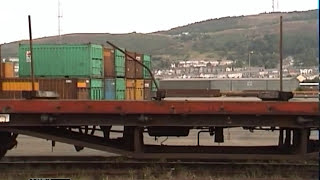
[0,42,319,161]
[0,94,319,160]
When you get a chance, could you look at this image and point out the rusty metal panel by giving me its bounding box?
[77,88,90,99]
[0,78,90,99]
[0,101,318,116]
[144,80,152,100]
[125,51,136,79]
[38,78,83,99]
[0,63,3,78]
[0,91,22,99]
[2,63,15,78]
[126,79,135,100]
[258,90,294,101]
[0,100,320,116]
[103,48,115,78]
[135,53,143,79]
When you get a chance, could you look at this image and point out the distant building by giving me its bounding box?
[296,75,306,82]
[299,69,313,75]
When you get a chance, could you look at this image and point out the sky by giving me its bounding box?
[0,0,318,44]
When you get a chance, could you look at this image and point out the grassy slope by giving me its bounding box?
[1,10,317,68]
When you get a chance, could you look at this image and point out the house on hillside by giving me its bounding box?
[296,75,306,82]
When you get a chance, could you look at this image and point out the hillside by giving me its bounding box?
[1,10,318,69]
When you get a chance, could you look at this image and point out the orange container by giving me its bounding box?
[1,80,39,91]
[126,79,135,100]
[135,79,144,100]
[1,63,15,78]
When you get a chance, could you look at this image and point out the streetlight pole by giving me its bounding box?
[279,16,283,91]
[248,51,253,78]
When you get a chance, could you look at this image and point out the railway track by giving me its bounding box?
[0,156,318,179]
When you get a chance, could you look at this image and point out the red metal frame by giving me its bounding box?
[0,100,318,115]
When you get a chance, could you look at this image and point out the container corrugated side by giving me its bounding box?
[115,49,125,77]
[126,79,135,100]
[3,63,15,78]
[0,63,3,78]
[0,78,39,91]
[143,55,151,79]
[135,53,143,79]
[0,91,23,99]
[19,44,103,78]
[152,79,158,92]
[135,79,144,100]
[77,88,90,99]
[125,51,136,79]
[115,78,125,100]
[104,78,115,100]
[90,79,104,100]
[0,78,91,99]
[144,80,152,100]
[103,48,115,77]
[39,78,90,99]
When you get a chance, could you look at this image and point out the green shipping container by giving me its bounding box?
[115,49,125,77]
[115,78,125,100]
[143,55,151,78]
[90,79,104,100]
[19,44,103,78]
[152,79,159,92]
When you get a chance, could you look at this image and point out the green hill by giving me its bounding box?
[1,10,318,69]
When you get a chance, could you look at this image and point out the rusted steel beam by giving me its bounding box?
[0,114,318,128]
[0,127,132,156]
[221,91,258,97]
[0,100,318,115]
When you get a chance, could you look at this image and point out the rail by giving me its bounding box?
[0,156,318,179]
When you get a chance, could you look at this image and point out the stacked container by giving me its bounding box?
[103,48,126,100]
[142,54,155,100]
[123,51,151,100]
[135,79,144,100]
[144,80,152,100]
[126,79,135,100]
[0,78,94,99]
[103,48,152,101]
[0,44,153,101]
[16,44,104,100]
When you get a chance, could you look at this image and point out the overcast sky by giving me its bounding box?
[0,0,317,44]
